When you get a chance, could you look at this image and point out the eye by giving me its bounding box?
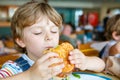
[34,32,42,35]
[51,27,58,33]
[51,31,57,33]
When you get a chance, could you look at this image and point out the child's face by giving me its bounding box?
[62,25,72,36]
[18,17,59,61]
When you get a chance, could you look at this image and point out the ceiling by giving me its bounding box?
[49,0,120,3]
[0,0,120,8]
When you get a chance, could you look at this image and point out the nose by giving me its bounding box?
[44,33,52,41]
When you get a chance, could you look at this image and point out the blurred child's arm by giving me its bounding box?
[69,49,105,72]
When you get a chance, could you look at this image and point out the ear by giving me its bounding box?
[112,31,120,41]
[15,38,26,48]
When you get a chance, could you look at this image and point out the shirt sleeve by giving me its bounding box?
[0,60,23,78]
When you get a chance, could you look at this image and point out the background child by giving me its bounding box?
[109,41,120,56]
[99,14,120,60]
[0,1,105,80]
[60,23,80,48]
[105,42,120,78]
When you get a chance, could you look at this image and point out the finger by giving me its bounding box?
[52,69,62,76]
[75,64,82,69]
[69,50,85,60]
[69,49,79,55]
[51,63,64,72]
[69,53,85,61]
[38,52,59,63]
[44,57,64,67]
[70,59,83,64]
[75,64,86,71]
[69,54,80,60]
[49,64,64,76]
[70,49,85,56]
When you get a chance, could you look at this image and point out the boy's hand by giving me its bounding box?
[69,49,87,71]
[28,52,64,80]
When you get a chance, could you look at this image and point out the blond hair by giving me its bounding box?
[11,2,62,52]
[105,14,120,40]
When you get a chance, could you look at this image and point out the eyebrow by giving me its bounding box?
[31,24,43,28]
[29,26,42,31]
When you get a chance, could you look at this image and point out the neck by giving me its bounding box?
[27,53,38,61]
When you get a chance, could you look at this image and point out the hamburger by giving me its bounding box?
[44,42,75,78]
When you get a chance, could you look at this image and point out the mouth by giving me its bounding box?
[45,46,53,50]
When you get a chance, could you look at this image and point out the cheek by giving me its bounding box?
[55,37,59,45]
[23,35,43,50]
[25,38,44,56]
[53,33,59,42]
[118,36,120,40]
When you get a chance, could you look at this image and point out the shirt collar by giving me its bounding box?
[21,54,34,66]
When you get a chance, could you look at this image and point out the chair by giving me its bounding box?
[78,43,99,56]
[76,30,85,43]
[0,54,21,68]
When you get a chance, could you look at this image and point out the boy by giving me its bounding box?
[0,1,105,80]
[105,42,120,78]
[60,23,79,48]
[99,14,120,60]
